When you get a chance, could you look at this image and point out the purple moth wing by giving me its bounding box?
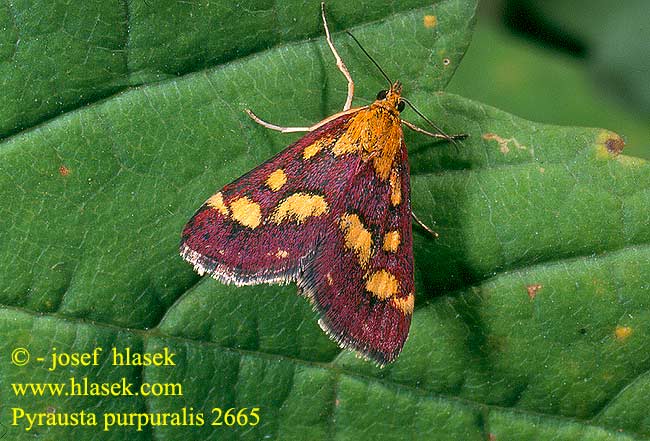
[180,110,362,285]
[298,139,414,365]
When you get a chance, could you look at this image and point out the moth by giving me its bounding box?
[180,4,465,365]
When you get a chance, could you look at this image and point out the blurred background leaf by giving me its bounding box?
[448,0,650,160]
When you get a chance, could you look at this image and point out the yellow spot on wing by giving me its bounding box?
[365,269,399,300]
[392,293,414,315]
[206,192,229,216]
[266,169,287,191]
[303,137,331,159]
[340,213,373,267]
[230,196,261,229]
[389,169,401,206]
[383,231,401,253]
[423,15,437,28]
[275,249,289,258]
[271,193,328,224]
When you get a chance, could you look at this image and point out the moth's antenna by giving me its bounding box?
[402,98,462,151]
[345,31,392,87]
[346,27,464,151]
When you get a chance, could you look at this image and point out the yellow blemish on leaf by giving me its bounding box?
[615,326,632,341]
[230,196,261,228]
[392,293,414,315]
[423,15,437,28]
[365,269,399,300]
[617,155,646,167]
[275,249,289,258]
[340,213,373,266]
[595,146,610,160]
[389,169,401,206]
[326,273,334,286]
[526,283,542,300]
[266,169,287,191]
[206,192,229,216]
[383,231,401,253]
[271,193,328,224]
[482,133,527,154]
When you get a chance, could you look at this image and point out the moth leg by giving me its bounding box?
[244,109,311,133]
[402,120,468,141]
[321,2,354,111]
[244,4,354,132]
[411,211,439,239]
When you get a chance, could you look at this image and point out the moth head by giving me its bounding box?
[375,81,405,113]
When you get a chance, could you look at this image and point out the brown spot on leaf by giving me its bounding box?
[606,138,624,155]
[527,284,542,300]
[59,165,70,176]
[488,434,497,441]
[605,134,625,155]
[596,130,625,157]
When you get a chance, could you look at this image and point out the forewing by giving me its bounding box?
[180,111,360,285]
[299,140,414,365]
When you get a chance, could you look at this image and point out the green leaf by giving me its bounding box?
[2,1,650,440]
[508,0,650,117]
